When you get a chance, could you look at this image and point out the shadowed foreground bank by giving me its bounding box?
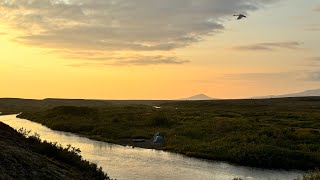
[0,122,110,180]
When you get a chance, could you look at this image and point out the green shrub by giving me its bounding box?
[150,113,172,127]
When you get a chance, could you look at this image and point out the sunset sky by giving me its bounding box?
[1,0,320,100]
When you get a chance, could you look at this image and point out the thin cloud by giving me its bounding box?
[298,57,320,68]
[50,50,121,61]
[305,27,320,32]
[118,58,190,66]
[222,72,292,80]
[313,5,320,12]
[310,57,320,61]
[68,55,189,67]
[0,0,280,63]
[304,71,320,81]
[194,71,301,84]
[305,24,320,31]
[221,71,314,83]
[234,41,303,51]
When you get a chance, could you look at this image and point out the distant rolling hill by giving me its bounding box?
[0,98,170,114]
[179,94,216,100]
[254,89,320,99]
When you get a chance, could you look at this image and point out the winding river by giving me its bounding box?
[0,114,302,180]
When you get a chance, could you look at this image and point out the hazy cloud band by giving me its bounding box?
[234,41,303,51]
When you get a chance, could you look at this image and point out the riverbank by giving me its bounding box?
[13,97,320,171]
[2,114,304,180]
[0,121,110,179]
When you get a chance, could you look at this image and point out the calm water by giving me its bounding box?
[0,114,302,180]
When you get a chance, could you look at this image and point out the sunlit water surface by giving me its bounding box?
[0,115,302,180]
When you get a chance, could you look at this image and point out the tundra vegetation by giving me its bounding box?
[2,97,320,170]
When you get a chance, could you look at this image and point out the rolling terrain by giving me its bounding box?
[9,97,320,170]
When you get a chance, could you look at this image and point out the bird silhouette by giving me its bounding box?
[233,14,247,20]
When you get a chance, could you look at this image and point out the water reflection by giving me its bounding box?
[0,115,302,180]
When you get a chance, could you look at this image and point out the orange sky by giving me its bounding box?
[1,0,320,99]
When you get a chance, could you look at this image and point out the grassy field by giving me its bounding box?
[6,97,320,170]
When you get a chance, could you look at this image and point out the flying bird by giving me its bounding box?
[233,14,247,20]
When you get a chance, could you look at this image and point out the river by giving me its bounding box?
[0,114,302,180]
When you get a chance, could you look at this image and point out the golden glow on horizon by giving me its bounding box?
[1,1,320,100]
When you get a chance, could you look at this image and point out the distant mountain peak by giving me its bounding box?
[179,94,214,100]
[253,88,320,99]
[190,94,210,98]
[303,89,320,93]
